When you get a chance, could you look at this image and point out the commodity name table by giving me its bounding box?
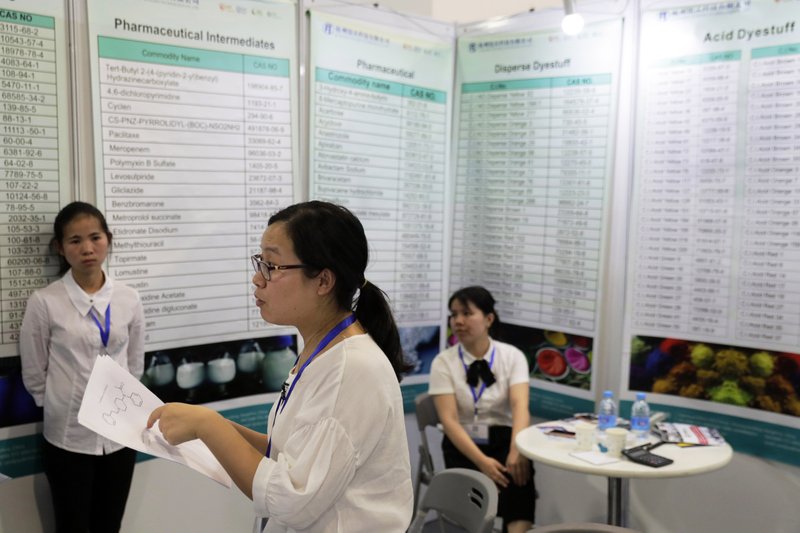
[311,67,447,325]
[453,75,613,333]
[0,8,64,352]
[96,36,294,346]
[632,46,800,349]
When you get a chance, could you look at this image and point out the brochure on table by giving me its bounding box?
[655,422,726,446]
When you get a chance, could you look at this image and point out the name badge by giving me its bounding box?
[466,422,489,444]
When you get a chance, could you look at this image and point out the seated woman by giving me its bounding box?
[428,286,535,533]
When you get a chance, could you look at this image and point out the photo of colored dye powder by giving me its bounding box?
[565,347,591,373]
[536,347,569,379]
[629,336,800,417]
[500,324,593,390]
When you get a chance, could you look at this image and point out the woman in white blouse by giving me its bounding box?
[147,201,413,532]
[20,201,145,532]
[429,286,535,533]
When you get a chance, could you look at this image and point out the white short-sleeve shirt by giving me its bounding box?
[252,334,413,532]
[428,339,529,427]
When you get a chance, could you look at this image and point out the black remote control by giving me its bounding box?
[622,444,674,468]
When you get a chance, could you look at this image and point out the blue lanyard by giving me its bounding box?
[266,314,356,458]
[90,304,111,350]
[458,343,496,413]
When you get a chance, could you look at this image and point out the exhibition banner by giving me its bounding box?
[2,0,799,478]
[0,0,72,359]
[453,16,624,414]
[87,0,300,349]
[624,0,800,463]
[0,0,72,459]
[308,9,455,374]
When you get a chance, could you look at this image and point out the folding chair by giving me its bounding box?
[413,392,440,512]
[407,468,498,533]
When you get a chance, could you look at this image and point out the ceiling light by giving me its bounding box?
[562,0,585,35]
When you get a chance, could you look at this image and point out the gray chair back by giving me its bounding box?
[413,393,439,511]
[407,468,498,533]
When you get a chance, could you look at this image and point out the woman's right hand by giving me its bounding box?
[431,394,510,488]
[477,455,509,488]
[147,403,216,446]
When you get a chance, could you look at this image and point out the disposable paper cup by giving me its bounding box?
[574,422,595,451]
[606,428,629,458]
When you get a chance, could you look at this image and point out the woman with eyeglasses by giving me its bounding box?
[148,201,413,532]
[20,201,145,533]
[428,286,535,533]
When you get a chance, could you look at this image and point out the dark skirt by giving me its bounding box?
[442,425,537,530]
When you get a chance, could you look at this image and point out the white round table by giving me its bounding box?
[515,423,733,526]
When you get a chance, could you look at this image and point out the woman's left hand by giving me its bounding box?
[505,447,531,486]
[146,403,213,446]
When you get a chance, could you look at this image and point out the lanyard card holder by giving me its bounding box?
[466,421,489,444]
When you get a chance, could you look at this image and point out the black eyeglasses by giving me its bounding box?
[250,254,307,281]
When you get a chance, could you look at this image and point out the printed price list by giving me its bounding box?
[632,46,800,349]
[0,9,62,350]
[96,37,294,346]
[452,75,612,333]
[739,45,800,346]
[634,52,739,338]
[311,67,447,325]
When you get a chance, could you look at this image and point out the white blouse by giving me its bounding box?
[20,270,145,455]
[253,334,413,532]
[428,340,529,427]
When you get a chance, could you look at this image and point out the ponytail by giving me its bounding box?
[355,281,411,382]
[269,201,412,381]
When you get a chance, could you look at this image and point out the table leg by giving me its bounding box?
[607,477,629,527]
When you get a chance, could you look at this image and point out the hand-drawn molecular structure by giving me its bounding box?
[102,382,144,426]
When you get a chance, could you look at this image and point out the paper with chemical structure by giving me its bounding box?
[78,355,232,487]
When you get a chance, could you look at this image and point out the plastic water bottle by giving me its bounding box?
[596,390,617,452]
[630,392,651,441]
[598,390,618,430]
